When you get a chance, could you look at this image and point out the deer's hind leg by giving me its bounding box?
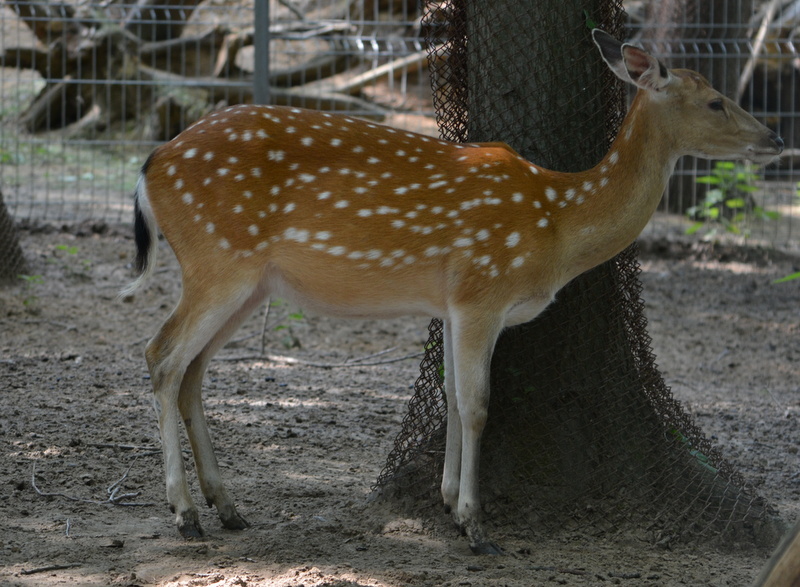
[146,277,267,537]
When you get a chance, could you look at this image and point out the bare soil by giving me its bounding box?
[1,221,799,586]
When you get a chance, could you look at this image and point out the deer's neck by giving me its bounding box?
[555,94,677,280]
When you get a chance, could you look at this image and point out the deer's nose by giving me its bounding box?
[769,131,785,153]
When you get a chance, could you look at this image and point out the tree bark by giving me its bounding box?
[377,0,781,546]
[0,191,26,285]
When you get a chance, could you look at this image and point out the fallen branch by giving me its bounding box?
[214,349,424,368]
[20,563,82,576]
[86,442,159,452]
[332,50,430,96]
[737,0,782,100]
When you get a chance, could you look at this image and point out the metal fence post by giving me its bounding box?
[254,0,270,105]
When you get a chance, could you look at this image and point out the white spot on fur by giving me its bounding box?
[183,148,198,159]
[182,192,193,205]
[545,187,557,201]
[537,218,549,228]
[284,228,309,243]
[505,232,521,247]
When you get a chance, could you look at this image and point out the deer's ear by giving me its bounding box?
[592,29,671,92]
[620,45,671,91]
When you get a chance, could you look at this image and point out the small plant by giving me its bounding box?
[52,244,93,276]
[269,299,306,349]
[670,428,717,475]
[686,161,778,238]
[18,274,45,310]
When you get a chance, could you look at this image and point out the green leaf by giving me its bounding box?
[18,274,44,284]
[725,198,746,209]
[695,176,721,185]
[685,221,704,235]
[583,10,598,30]
[773,272,800,284]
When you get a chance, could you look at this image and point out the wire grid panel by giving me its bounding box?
[0,0,435,225]
[627,1,800,246]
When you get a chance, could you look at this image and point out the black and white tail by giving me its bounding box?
[120,167,159,297]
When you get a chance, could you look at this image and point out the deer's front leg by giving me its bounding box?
[441,320,462,515]
[448,312,505,555]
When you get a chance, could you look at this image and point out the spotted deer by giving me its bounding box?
[123,30,783,554]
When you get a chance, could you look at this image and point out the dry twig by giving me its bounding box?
[215,349,424,368]
[20,563,82,576]
[31,459,154,507]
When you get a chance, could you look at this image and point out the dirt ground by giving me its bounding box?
[1,220,799,587]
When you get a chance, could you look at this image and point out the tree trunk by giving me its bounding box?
[0,191,26,285]
[465,0,676,521]
[377,0,781,547]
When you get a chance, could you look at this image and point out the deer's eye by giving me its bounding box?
[709,99,725,112]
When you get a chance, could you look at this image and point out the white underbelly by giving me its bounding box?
[264,269,445,320]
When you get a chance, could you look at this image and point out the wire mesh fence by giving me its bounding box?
[0,1,798,232]
[0,0,435,224]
